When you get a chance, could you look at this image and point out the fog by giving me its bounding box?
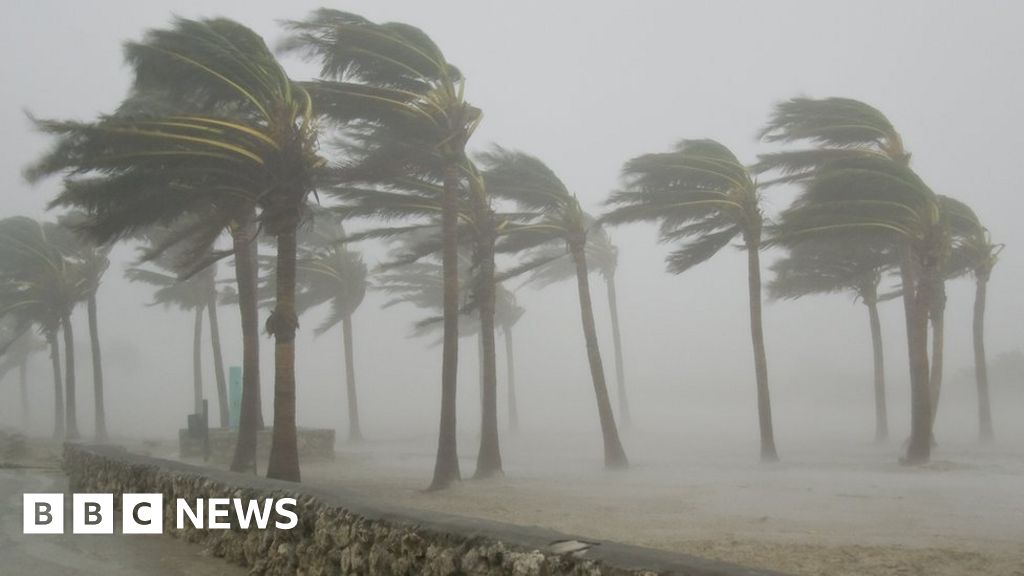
[1,2,1023,574]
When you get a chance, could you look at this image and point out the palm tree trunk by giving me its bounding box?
[474,221,503,479]
[503,325,518,434]
[605,272,631,429]
[570,242,628,469]
[744,240,778,462]
[61,314,79,440]
[47,331,64,439]
[19,358,29,430]
[87,291,108,441]
[903,251,934,465]
[973,273,994,443]
[928,283,947,434]
[429,160,462,491]
[207,277,230,428]
[230,214,263,473]
[342,314,363,443]
[865,298,888,442]
[267,228,301,482]
[192,305,204,416]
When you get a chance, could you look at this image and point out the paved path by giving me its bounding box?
[0,467,247,576]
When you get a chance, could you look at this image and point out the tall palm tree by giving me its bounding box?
[758,97,946,464]
[937,200,1001,442]
[605,139,779,462]
[294,213,369,443]
[480,147,629,469]
[768,240,896,441]
[0,217,88,439]
[0,323,45,430]
[495,285,525,433]
[29,18,321,481]
[58,211,111,440]
[126,255,217,418]
[282,10,481,489]
[519,223,632,427]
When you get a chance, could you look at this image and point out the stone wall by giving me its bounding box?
[63,444,785,576]
[178,427,335,466]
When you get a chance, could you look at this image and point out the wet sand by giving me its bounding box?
[302,431,1024,576]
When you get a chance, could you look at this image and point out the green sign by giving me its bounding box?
[229,366,242,428]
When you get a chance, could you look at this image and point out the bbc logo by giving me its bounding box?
[23,493,163,534]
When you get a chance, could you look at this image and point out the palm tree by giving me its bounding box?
[0,323,45,430]
[519,223,632,427]
[58,211,111,440]
[126,254,217,418]
[479,147,629,469]
[282,10,481,489]
[294,213,369,443]
[605,139,779,462]
[495,286,525,433]
[938,201,1001,442]
[0,217,88,439]
[29,18,321,481]
[758,97,946,464]
[768,240,896,441]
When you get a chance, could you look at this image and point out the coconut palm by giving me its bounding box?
[0,217,88,438]
[936,200,1001,442]
[0,323,45,430]
[495,286,525,433]
[605,139,778,462]
[126,254,219,419]
[29,18,321,481]
[479,147,628,469]
[758,97,946,464]
[769,240,896,441]
[519,222,632,427]
[58,212,112,440]
[294,213,369,443]
[282,10,481,489]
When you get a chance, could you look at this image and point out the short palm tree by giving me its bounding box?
[768,239,896,441]
[282,10,481,489]
[0,217,88,439]
[29,18,321,481]
[605,139,779,462]
[759,97,945,464]
[481,147,629,469]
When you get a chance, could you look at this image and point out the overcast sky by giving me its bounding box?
[2,1,1021,451]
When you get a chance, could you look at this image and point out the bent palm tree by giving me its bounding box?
[481,147,629,469]
[605,139,779,462]
[29,18,320,481]
[126,255,217,418]
[520,222,631,427]
[759,97,945,464]
[282,10,481,489]
[0,322,45,430]
[769,240,896,441]
[294,213,368,442]
[59,211,112,440]
[0,217,88,438]
[940,201,1002,442]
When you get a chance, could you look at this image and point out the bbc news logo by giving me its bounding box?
[23,494,298,534]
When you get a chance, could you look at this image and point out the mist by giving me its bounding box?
[1,2,1023,575]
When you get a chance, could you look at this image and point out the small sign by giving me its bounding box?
[229,366,242,428]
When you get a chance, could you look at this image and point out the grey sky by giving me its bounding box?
[1,1,1021,448]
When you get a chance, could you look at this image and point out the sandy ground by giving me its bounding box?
[299,430,1024,576]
